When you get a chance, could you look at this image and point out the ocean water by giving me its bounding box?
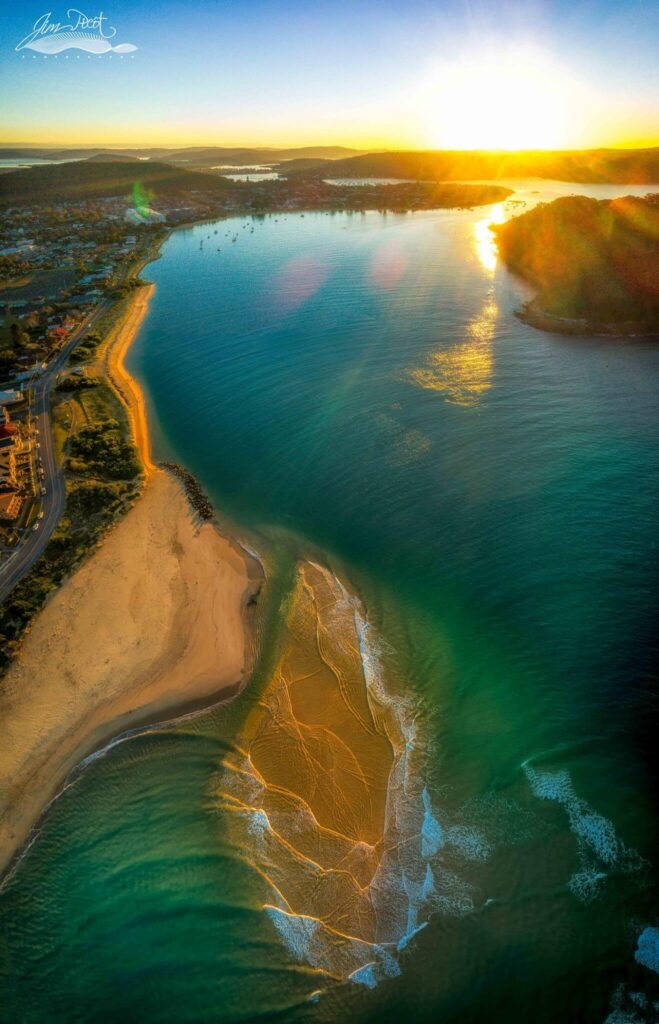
[1,180,659,1022]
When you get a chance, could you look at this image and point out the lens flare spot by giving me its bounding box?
[273,254,329,314]
[369,242,409,289]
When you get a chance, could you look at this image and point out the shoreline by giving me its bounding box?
[0,258,264,879]
[517,299,659,338]
[101,281,157,473]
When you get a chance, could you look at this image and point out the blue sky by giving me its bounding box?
[1,0,657,147]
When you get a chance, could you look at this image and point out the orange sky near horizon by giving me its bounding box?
[2,7,657,153]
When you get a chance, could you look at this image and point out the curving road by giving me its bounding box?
[0,301,109,604]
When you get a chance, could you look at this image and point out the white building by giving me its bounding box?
[124,208,166,226]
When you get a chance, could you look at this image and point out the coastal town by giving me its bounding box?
[0,182,234,534]
[0,199,158,543]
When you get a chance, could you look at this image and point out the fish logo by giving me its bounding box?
[16,10,137,55]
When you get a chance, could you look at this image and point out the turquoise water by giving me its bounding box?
[1,180,659,1022]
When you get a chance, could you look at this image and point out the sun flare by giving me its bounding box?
[425,49,573,150]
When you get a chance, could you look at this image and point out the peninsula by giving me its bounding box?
[493,194,659,334]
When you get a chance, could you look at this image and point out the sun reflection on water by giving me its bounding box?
[473,202,506,275]
[409,291,498,408]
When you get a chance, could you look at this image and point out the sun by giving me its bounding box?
[424,49,571,150]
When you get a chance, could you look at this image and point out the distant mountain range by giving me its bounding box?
[162,146,364,166]
[284,148,659,184]
[2,146,658,183]
[2,147,658,209]
[0,145,363,167]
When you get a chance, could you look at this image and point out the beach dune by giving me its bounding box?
[0,469,261,876]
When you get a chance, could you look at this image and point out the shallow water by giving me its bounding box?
[1,180,659,1022]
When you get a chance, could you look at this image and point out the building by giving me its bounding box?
[11,436,35,494]
[124,207,166,226]
[0,446,18,488]
[0,491,22,522]
[0,421,18,441]
[0,390,22,406]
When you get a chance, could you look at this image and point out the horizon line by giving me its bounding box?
[1,142,658,153]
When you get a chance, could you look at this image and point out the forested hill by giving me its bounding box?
[493,194,659,329]
[0,160,237,205]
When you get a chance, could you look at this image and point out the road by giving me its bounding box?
[0,301,109,604]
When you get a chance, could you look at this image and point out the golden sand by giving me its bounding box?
[0,285,261,876]
[101,283,156,472]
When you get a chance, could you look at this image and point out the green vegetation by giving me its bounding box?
[56,373,101,392]
[113,276,148,299]
[70,330,102,363]
[243,179,511,214]
[0,256,32,281]
[0,160,236,206]
[493,194,659,329]
[0,380,143,667]
[69,421,140,480]
[0,310,36,376]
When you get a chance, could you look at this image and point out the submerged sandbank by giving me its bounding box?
[214,561,440,987]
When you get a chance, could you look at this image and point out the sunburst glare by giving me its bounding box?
[424,48,575,150]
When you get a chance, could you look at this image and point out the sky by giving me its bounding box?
[0,0,657,150]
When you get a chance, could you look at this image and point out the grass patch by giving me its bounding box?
[0,268,76,303]
[52,400,73,468]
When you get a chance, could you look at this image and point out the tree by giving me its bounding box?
[10,323,30,349]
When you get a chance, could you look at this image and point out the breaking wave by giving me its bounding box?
[522,761,644,902]
[635,927,659,975]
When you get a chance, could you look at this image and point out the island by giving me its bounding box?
[492,194,659,334]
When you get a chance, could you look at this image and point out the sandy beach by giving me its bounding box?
[102,283,157,471]
[0,285,262,877]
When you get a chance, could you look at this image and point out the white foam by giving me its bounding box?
[265,906,320,963]
[397,921,428,953]
[567,869,606,903]
[635,927,659,974]
[350,963,378,988]
[523,762,642,901]
[603,1010,642,1024]
[430,865,475,917]
[422,863,435,899]
[604,983,647,1024]
[421,787,443,858]
[248,808,270,839]
[445,824,491,861]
